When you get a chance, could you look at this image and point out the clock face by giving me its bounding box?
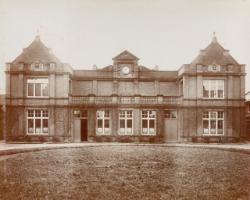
[122,66,130,75]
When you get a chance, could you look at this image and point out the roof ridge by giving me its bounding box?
[12,36,61,64]
[112,50,139,61]
[190,37,239,66]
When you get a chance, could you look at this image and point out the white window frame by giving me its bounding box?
[164,110,177,119]
[141,110,156,135]
[119,110,133,135]
[202,111,224,135]
[96,110,111,135]
[27,77,49,98]
[27,109,49,135]
[203,79,224,99]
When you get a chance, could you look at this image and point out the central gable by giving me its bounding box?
[113,50,139,64]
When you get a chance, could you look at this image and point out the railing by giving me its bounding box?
[139,97,158,104]
[94,96,113,104]
[119,97,136,104]
[70,96,89,104]
[70,95,180,105]
[163,96,179,104]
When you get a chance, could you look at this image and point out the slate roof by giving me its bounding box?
[191,36,239,66]
[13,36,62,64]
[73,69,178,81]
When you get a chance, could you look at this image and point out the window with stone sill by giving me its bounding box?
[96,110,111,135]
[141,110,156,135]
[203,80,224,99]
[119,110,133,135]
[202,111,224,135]
[27,109,49,135]
[27,78,49,97]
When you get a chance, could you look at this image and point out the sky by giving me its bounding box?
[0,0,250,94]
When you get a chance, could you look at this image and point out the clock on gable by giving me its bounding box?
[120,65,131,75]
[112,50,140,78]
[118,63,134,77]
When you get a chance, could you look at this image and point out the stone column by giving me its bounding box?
[49,107,55,136]
[5,78,10,100]
[227,75,233,99]
[92,80,97,95]
[226,109,233,137]
[196,108,203,136]
[154,80,159,96]
[112,108,118,136]
[113,80,118,95]
[197,75,203,99]
[240,75,245,99]
[134,80,139,95]
[183,76,189,99]
[157,109,164,137]
[49,74,55,104]
[63,74,69,98]
[134,109,140,135]
[5,67,11,98]
[88,108,96,139]
[18,74,24,106]
[18,107,24,136]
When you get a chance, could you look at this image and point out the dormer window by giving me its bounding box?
[208,65,221,72]
[31,62,44,71]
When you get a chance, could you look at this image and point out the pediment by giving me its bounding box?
[113,50,139,61]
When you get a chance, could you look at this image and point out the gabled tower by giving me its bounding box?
[5,35,73,142]
[178,34,246,142]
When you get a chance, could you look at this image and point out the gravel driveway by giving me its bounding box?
[0,146,249,200]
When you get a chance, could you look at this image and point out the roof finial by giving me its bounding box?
[35,29,41,41]
[212,32,217,43]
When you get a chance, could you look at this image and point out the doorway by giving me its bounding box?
[74,110,88,142]
[81,119,88,141]
[164,110,178,142]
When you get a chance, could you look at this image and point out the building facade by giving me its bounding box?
[246,92,250,140]
[0,95,5,140]
[5,35,246,143]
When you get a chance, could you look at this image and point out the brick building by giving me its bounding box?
[5,35,246,143]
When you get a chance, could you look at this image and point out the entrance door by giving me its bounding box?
[164,119,178,142]
[164,110,178,142]
[81,119,88,141]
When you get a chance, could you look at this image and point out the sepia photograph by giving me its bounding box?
[0,0,250,199]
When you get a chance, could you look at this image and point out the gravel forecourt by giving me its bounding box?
[0,145,249,200]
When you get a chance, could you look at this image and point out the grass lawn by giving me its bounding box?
[0,146,249,200]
